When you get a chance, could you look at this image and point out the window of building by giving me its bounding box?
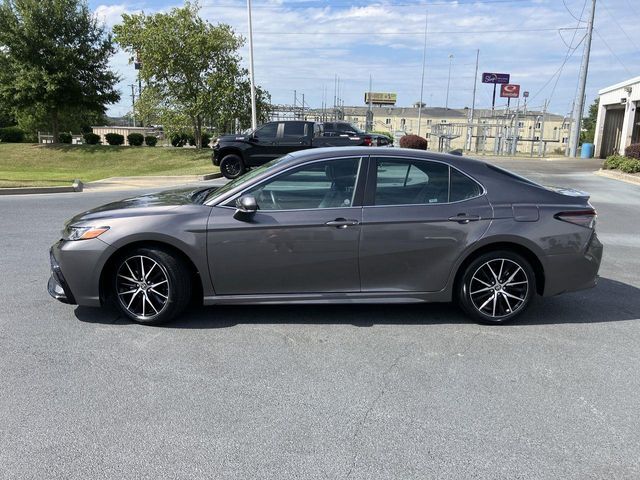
[562,137,568,144]
[536,122,542,129]
[518,121,524,128]
[427,119,432,125]
[385,118,391,125]
[400,118,406,128]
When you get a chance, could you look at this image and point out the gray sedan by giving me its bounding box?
[48,147,603,325]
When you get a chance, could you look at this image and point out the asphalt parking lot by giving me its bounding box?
[1,156,639,479]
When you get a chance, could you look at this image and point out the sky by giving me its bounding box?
[89,0,640,117]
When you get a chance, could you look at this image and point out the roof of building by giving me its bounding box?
[598,76,640,95]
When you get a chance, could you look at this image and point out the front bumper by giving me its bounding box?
[47,239,115,307]
[212,147,220,166]
[48,248,76,304]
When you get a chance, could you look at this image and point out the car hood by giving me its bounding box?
[218,133,251,143]
[67,187,209,224]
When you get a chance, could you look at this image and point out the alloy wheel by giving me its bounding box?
[468,258,529,319]
[116,255,170,319]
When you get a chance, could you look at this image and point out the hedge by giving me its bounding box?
[58,132,72,144]
[127,133,144,146]
[105,133,125,146]
[83,132,101,145]
[0,126,25,143]
[603,154,640,174]
[624,143,640,160]
[145,135,158,147]
[399,134,428,150]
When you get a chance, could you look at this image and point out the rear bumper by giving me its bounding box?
[543,231,603,296]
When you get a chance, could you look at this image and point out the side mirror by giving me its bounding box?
[233,195,258,220]
[248,135,258,143]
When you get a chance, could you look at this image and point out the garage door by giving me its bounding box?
[600,107,625,158]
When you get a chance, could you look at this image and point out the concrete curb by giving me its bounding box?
[594,169,640,186]
[0,172,221,195]
[0,180,83,196]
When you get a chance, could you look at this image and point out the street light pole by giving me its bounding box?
[247,0,258,131]
[417,9,428,137]
[445,54,453,110]
[569,0,596,157]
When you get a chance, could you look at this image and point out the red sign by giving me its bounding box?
[500,84,520,98]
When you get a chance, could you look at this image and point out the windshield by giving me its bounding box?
[202,156,291,204]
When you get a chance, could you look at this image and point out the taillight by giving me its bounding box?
[363,136,372,146]
[554,209,597,229]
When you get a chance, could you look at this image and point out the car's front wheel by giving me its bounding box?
[220,154,245,179]
[457,251,535,324]
[113,247,191,325]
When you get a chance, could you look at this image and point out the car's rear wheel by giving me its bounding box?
[220,154,245,179]
[113,247,191,325]
[457,251,535,324]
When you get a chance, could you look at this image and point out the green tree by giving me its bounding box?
[0,0,119,143]
[114,2,270,147]
[581,98,599,144]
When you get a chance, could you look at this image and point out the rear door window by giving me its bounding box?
[374,158,449,205]
[282,122,306,138]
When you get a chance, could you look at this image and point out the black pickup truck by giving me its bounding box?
[212,120,384,179]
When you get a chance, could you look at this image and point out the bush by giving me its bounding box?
[603,155,626,170]
[83,132,101,145]
[399,134,428,150]
[145,135,158,147]
[127,133,144,146]
[170,133,188,147]
[202,132,211,148]
[624,143,640,160]
[58,132,72,144]
[0,126,25,143]
[105,133,125,146]
[619,158,640,174]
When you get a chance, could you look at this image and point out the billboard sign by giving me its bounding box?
[500,84,520,98]
[365,92,397,105]
[482,72,510,84]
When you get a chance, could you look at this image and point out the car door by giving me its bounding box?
[359,156,492,292]
[245,122,280,165]
[276,122,311,155]
[207,156,365,295]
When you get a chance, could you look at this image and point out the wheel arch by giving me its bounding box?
[218,147,246,163]
[99,240,204,306]
[453,240,546,296]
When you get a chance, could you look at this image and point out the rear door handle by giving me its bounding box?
[448,214,481,224]
[325,218,359,229]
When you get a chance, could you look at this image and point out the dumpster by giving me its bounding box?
[581,143,594,158]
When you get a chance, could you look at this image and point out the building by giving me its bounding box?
[307,105,570,156]
[594,76,640,158]
[90,126,158,146]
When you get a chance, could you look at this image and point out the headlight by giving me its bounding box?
[62,225,110,241]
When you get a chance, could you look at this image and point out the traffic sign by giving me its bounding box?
[500,84,520,98]
[523,91,529,98]
[482,72,510,84]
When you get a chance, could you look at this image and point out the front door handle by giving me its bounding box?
[325,218,359,229]
[448,213,481,224]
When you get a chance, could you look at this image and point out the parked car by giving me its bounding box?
[212,120,379,179]
[322,121,392,147]
[49,147,602,326]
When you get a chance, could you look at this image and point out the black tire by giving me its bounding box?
[112,247,191,325]
[457,250,535,324]
[220,154,245,179]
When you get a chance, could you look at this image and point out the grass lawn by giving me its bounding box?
[0,143,218,188]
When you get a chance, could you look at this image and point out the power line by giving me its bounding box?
[248,27,585,35]
[210,0,533,9]
[594,28,633,76]
[599,0,640,52]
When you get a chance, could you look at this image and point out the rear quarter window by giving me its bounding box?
[449,168,483,202]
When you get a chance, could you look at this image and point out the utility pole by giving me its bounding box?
[466,49,479,151]
[539,99,548,157]
[130,84,136,127]
[569,0,596,157]
[417,9,428,137]
[511,97,520,155]
[247,0,258,131]
[445,54,453,110]
[367,74,373,132]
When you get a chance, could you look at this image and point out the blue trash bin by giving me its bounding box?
[581,143,594,158]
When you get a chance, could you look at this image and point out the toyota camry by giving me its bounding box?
[48,147,603,325]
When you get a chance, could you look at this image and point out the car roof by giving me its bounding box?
[281,146,486,170]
